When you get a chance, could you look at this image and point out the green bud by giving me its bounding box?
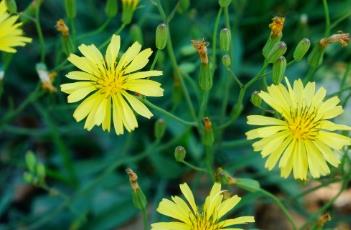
[132,188,147,210]
[250,91,262,107]
[178,0,190,13]
[105,0,118,18]
[36,163,46,182]
[174,146,186,162]
[272,56,286,84]
[5,0,17,13]
[155,23,168,50]
[23,172,33,184]
[154,119,166,140]
[64,0,76,19]
[199,63,212,91]
[307,44,325,68]
[222,54,231,67]
[121,0,138,25]
[266,41,287,63]
[220,28,231,52]
[202,117,214,146]
[219,0,232,7]
[293,38,311,61]
[25,151,37,173]
[262,33,282,58]
[130,24,143,45]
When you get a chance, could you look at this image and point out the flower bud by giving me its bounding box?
[172,75,182,106]
[56,19,70,37]
[202,117,214,146]
[5,0,17,13]
[269,16,285,37]
[130,24,143,45]
[23,172,33,184]
[262,34,281,58]
[25,151,37,173]
[121,0,139,25]
[307,44,325,68]
[178,0,190,13]
[64,0,76,19]
[199,63,212,91]
[250,91,262,107]
[220,28,231,52]
[126,168,147,210]
[36,163,46,181]
[266,41,287,63]
[192,39,209,64]
[218,0,231,7]
[222,54,231,67]
[216,168,236,185]
[155,23,168,50]
[174,146,186,162]
[272,56,286,84]
[154,119,166,140]
[105,0,118,18]
[293,38,310,61]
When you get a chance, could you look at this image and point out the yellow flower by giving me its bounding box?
[60,35,163,135]
[151,183,255,230]
[269,16,285,37]
[246,79,351,180]
[0,0,32,53]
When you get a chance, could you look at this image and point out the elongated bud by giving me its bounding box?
[220,28,231,52]
[266,41,287,63]
[25,151,37,173]
[216,168,236,185]
[23,172,33,184]
[36,63,57,92]
[272,56,286,84]
[172,75,183,106]
[154,119,166,140]
[250,91,262,107]
[307,44,325,68]
[121,0,139,25]
[64,0,76,19]
[126,168,147,210]
[263,34,281,58]
[56,19,70,37]
[36,163,46,184]
[5,0,17,13]
[155,23,168,50]
[178,0,190,13]
[199,63,212,91]
[105,0,118,18]
[130,24,143,45]
[202,117,214,146]
[293,38,310,61]
[317,213,331,229]
[218,0,231,7]
[192,39,209,64]
[222,54,231,67]
[174,146,186,162]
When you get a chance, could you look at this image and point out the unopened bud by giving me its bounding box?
[220,28,231,52]
[317,213,331,228]
[199,63,212,91]
[250,91,262,107]
[218,0,231,8]
[56,19,69,37]
[105,0,118,18]
[216,167,236,185]
[23,172,33,184]
[178,0,190,13]
[155,23,168,50]
[64,0,76,19]
[36,163,46,181]
[154,119,166,140]
[174,146,186,162]
[192,39,209,64]
[121,0,139,24]
[126,168,147,210]
[5,0,17,13]
[222,54,231,67]
[272,56,286,84]
[307,44,325,68]
[262,35,281,58]
[25,151,37,173]
[130,24,143,45]
[202,117,214,146]
[269,16,285,37]
[293,38,310,61]
[266,41,287,63]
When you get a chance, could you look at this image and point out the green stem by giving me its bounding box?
[143,99,198,126]
[330,11,351,30]
[34,6,46,62]
[180,160,208,173]
[150,49,160,70]
[221,139,252,148]
[205,146,215,178]
[211,8,223,69]
[198,91,209,119]
[142,208,148,230]
[322,0,331,36]
[225,66,243,87]
[99,23,127,49]
[339,63,351,96]
[78,18,112,40]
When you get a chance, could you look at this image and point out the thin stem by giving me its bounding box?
[142,208,148,230]
[225,66,243,87]
[180,160,208,173]
[99,23,127,49]
[330,11,351,30]
[34,6,46,62]
[339,62,351,96]
[322,0,331,36]
[150,49,160,70]
[198,91,209,119]
[211,8,223,69]
[78,18,112,40]
[143,99,198,126]
[205,146,215,179]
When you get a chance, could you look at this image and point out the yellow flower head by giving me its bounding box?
[246,78,351,180]
[269,16,285,37]
[60,35,164,135]
[151,183,255,230]
[0,0,32,53]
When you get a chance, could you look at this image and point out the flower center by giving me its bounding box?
[189,212,221,230]
[287,105,320,140]
[96,71,125,97]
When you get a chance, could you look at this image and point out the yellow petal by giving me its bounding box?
[123,79,164,97]
[179,183,198,213]
[105,35,121,69]
[122,91,153,118]
[126,70,163,80]
[124,48,153,74]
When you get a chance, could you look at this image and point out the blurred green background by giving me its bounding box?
[1,0,351,229]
